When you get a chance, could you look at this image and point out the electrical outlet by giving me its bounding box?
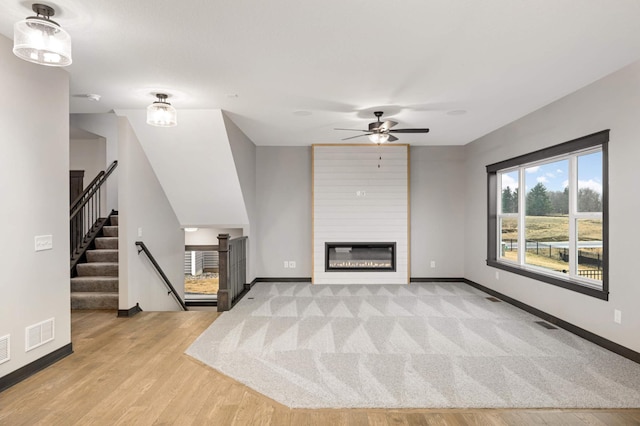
[283,261,289,268]
[34,235,53,251]
[495,271,500,280]
[614,309,622,324]
[430,261,436,268]
[138,227,143,237]
[289,261,296,269]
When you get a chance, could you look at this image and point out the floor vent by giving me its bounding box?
[0,334,9,365]
[535,321,558,330]
[25,318,55,352]
[486,297,502,302]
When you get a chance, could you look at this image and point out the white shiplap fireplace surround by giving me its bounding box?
[313,145,409,284]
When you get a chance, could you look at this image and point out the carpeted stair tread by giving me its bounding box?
[102,226,119,237]
[76,262,118,277]
[71,276,118,292]
[71,292,118,310]
[86,249,118,263]
[71,213,118,310]
[95,237,118,249]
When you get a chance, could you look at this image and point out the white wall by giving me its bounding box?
[69,138,106,185]
[464,60,640,353]
[410,146,466,278]
[224,113,257,281]
[118,117,185,311]
[69,113,119,213]
[313,145,409,284]
[256,147,312,277]
[0,35,70,378]
[184,227,243,245]
[116,109,249,228]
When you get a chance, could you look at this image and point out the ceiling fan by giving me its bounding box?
[335,111,430,143]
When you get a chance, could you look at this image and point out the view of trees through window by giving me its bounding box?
[498,150,603,283]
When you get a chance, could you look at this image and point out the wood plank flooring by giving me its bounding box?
[1,310,639,425]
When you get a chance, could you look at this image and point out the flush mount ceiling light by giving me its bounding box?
[147,93,177,127]
[13,4,72,67]
[184,228,198,232]
[368,133,389,144]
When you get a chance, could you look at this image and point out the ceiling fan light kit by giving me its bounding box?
[147,93,177,127]
[13,3,72,67]
[336,111,429,143]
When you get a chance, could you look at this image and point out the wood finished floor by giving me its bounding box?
[1,310,639,425]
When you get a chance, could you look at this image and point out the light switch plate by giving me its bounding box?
[35,235,53,251]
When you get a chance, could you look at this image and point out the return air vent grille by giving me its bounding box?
[25,318,55,352]
[0,334,9,364]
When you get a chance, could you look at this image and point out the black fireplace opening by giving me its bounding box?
[325,242,396,272]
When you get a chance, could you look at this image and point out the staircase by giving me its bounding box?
[71,215,119,310]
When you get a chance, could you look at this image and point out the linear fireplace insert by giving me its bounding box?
[325,242,396,272]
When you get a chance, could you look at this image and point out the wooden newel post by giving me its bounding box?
[217,233,230,312]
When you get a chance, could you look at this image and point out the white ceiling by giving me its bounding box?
[2,0,640,146]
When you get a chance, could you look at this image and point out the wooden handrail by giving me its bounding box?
[70,170,104,209]
[70,161,118,221]
[70,161,118,260]
[217,235,248,311]
[135,241,188,311]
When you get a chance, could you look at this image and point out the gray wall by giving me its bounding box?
[118,117,185,311]
[410,146,466,278]
[256,147,312,277]
[224,113,257,281]
[254,145,466,280]
[464,60,640,353]
[0,35,71,378]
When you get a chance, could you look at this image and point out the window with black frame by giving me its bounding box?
[486,130,609,300]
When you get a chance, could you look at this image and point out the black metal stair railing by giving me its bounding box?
[70,161,118,268]
[135,241,188,311]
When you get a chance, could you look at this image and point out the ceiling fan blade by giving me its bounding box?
[341,133,372,141]
[387,134,399,142]
[369,120,398,131]
[334,128,369,132]
[388,128,430,133]
[378,120,398,131]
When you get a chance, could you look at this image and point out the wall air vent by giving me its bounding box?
[0,334,9,364]
[25,318,55,352]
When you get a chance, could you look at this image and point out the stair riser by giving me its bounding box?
[71,278,118,293]
[95,238,118,249]
[110,216,118,226]
[86,251,118,263]
[102,226,118,237]
[76,263,118,277]
[71,293,118,310]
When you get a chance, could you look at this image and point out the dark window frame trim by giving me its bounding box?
[486,130,609,301]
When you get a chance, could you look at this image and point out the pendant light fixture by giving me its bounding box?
[147,93,177,127]
[13,4,72,67]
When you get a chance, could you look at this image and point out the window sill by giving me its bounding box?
[487,259,608,300]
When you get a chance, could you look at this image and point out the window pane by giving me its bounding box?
[525,216,569,275]
[525,159,568,216]
[500,171,519,213]
[577,151,603,212]
[577,219,603,281]
[499,217,518,262]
